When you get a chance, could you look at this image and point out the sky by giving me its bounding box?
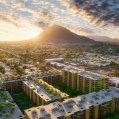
[0,0,119,41]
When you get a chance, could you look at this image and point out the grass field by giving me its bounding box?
[55,82,82,97]
[104,113,119,119]
[10,91,35,112]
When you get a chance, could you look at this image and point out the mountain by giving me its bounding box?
[37,25,96,45]
[88,36,113,42]
[89,36,119,45]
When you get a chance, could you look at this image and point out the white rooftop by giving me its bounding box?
[46,58,64,62]
[109,77,119,86]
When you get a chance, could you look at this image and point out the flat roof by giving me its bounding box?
[24,80,68,102]
[25,87,119,119]
[0,91,24,119]
[64,66,109,80]
[46,58,64,62]
[79,71,109,80]
[109,77,119,85]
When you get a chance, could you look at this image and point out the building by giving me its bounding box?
[46,58,64,64]
[25,87,119,119]
[109,77,119,88]
[0,91,24,119]
[62,66,109,94]
[2,78,26,91]
[46,58,66,69]
[23,79,69,106]
[42,74,61,85]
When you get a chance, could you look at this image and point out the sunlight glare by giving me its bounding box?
[0,21,42,41]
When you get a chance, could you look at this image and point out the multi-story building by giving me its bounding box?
[25,87,119,119]
[0,91,24,119]
[3,78,26,91]
[42,74,61,85]
[22,79,69,106]
[109,77,119,88]
[62,66,109,93]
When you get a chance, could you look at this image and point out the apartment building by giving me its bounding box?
[25,87,119,119]
[42,74,61,85]
[3,78,25,91]
[109,77,119,88]
[62,66,109,93]
[22,79,69,106]
[0,91,24,119]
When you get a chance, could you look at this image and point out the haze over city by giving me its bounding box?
[0,0,119,41]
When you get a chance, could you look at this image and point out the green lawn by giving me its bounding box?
[55,82,82,97]
[104,113,119,119]
[10,92,35,112]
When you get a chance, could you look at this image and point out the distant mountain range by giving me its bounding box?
[89,36,112,42]
[89,36,119,44]
[37,25,96,45]
[1,25,118,45]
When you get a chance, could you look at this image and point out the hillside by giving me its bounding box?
[89,36,113,42]
[37,25,96,44]
[89,36,119,44]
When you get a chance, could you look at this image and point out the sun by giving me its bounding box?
[0,21,42,41]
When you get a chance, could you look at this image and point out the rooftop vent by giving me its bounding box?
[115,90,119,93]
[31,110,38,118]
[105,92,110,96]
[52,107,59,113]
[90,100,94,104]
[67,104,73,109]
[40,108,46,113]
[46,113,51,117]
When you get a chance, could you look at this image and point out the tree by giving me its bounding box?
[0,66,5,74]
[110,70,119,76]
[109,61,118,66]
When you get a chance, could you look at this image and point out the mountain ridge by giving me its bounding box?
[89,36,119,44]
[36,25,96,45]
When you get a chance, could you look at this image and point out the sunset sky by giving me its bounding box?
[0,0,119,41]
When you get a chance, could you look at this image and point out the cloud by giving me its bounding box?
[0,0,6,4]
[0,11,20,26]
[60,0,119,27]
[0,9,42,41]
[1,0,119,41]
